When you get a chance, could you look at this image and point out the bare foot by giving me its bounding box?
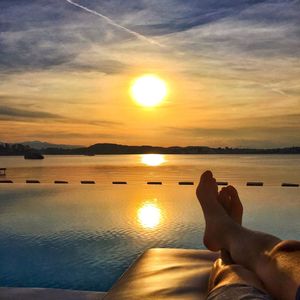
[218,186,243,263]
[196,171,232,251]
[218,186,243,225]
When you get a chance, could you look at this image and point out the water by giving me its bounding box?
[0,155,299,291]
[1,154,300,185]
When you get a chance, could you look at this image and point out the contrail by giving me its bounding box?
[65,0,164,47]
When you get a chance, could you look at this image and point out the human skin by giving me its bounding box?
[196,171,300,300]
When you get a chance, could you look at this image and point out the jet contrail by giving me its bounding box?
[65,0,164,47]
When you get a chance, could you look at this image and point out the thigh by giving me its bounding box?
[255,240,300,300]
[208,259,267,295]
[207,284,273,300]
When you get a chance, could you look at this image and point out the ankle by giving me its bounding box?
[207,217,237,251]
[222,221,243,251]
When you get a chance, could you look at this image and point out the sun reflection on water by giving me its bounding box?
[137,201,162,229]
[141,154,166,166]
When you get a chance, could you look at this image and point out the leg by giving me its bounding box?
[208,258,269,296]
[208,185,268,295]
[218,185,243,263]
[196,171,300,300]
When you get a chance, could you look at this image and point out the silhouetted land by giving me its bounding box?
[0,142,299,156]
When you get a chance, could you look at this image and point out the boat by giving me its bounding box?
[24,153,44,160]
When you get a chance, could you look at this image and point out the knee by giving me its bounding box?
[209,259,229,291]
[259,240,300,280]
[268,240,300,258]
[209,259,257,292]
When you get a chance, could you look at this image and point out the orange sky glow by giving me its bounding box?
[1,0,299,148]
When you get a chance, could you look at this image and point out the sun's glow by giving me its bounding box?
[130,74,167,107]
[137,202,162,229]
[141,154,165,166]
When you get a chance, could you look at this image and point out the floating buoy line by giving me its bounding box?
[0,180,298,187]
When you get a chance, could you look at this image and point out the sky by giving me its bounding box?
[0,0,299,148]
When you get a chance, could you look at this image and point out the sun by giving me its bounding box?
[137,202,162,229]
[130,74,167,107]
[141,154,165,166]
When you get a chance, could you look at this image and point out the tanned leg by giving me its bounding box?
[197,170,300,300]
[208,186,266,294]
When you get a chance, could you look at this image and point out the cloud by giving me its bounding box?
[0,121,121,145]
[0,29,129,75]
[135,121,300,148]
[167,114,300,147]
[0,0,134,74]
[0,106,60,119]
[33,131,118,140]
[62,59,128,75]
[65,0,163,47]
[0,0,299,147]
[0,31,77,74]
[0,105,121,127]
[1,0,299,75]
[168,125,300,137]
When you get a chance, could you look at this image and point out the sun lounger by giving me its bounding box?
[0,249,217,300]
[105,248,218,300]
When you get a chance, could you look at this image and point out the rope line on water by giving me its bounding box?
[0,180,299,187]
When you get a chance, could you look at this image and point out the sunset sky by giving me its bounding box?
[1,0,299,147]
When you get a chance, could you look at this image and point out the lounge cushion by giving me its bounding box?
[0,288,106,300]
[104,248,218,300]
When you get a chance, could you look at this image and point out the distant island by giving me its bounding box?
[0,141,299,156]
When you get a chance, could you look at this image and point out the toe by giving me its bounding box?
[197,170,215,194]
[226,185,238,197]
[227,186,242,207]
[226,185,243,224]
[218,188,227,203]
[196,171,218,204]
[218,188,232,213]
[200,170,213,182]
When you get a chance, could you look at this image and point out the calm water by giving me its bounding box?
[0,155,299,291]
[1,154,300,185]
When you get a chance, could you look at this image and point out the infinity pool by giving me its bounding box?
[0,184,299,291]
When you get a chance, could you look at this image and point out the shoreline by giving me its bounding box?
[1,152,300,156]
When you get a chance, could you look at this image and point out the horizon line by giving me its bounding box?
[1,141,300,150]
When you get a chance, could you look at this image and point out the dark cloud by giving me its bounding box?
[130,2,264,35]
[0,125,120,145]
[1,0,299,74]
[34,131,118,140]
[86,0,270,35]
[0,0,299,147]
[0,105,122,127]
[0,0,129,74]
[0,106,60,119]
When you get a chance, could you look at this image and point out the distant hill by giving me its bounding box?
[0,142,32,156]
[81,143,300,155]
[20,141,83,150]
[0,142,299,156]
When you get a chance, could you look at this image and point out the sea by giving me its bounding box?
[0,154,299,291]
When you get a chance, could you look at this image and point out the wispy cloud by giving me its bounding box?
[0,105,121,127]
[0,106,59,119]
[167,123,300,148]
[0,0,299,146]
[65,0,164,47]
